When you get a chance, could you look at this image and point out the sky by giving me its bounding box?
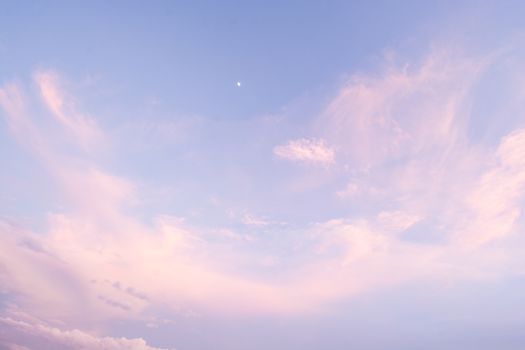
[2,1,525,349]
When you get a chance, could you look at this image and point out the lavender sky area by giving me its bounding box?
[2,1,525,349]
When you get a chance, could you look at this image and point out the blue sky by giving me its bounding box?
[2,1,525,349]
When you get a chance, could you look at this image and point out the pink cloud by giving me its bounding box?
[456,128,525,246]
[318,49,484,168]
[3,47,525,347]
[34,71,102,151]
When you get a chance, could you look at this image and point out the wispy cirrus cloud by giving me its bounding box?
[34,71,103,151]
[3,43,525,349]
[319,49,484,168]
[0,74,342,327]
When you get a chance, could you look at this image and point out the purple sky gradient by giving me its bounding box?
[2,1,525,349]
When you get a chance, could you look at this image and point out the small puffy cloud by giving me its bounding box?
[273,138,335,165]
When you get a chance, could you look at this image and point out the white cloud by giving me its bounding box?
[0,317,170,350]
[273,138,335,165]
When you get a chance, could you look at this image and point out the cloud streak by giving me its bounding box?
[34,71,102,151]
